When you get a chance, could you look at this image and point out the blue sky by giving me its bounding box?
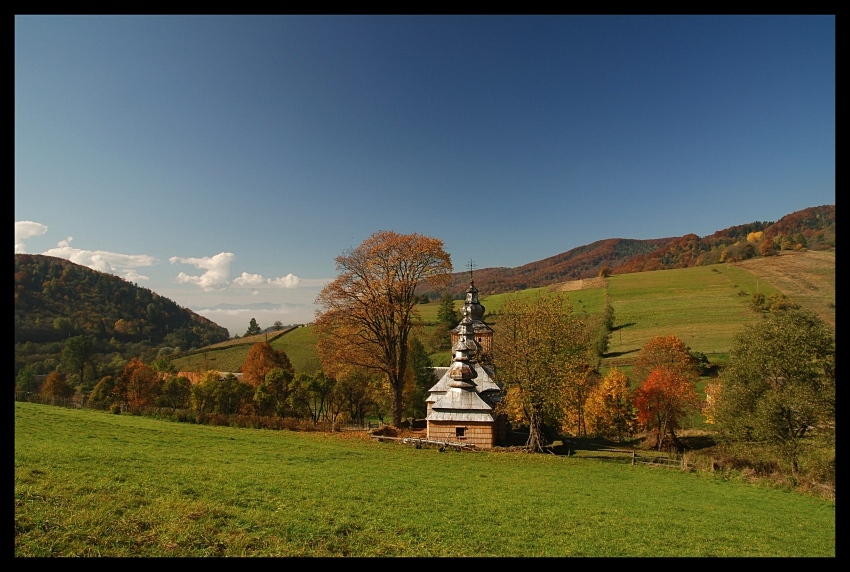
[15,15,835,336]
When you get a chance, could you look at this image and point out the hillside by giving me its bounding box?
[429,205,834,298]
[170,247,834,377]
[14,204,833,380]
[14,254,230,375]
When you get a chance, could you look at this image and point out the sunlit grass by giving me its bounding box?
[15,402,835,557]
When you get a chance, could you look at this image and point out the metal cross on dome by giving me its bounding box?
[467,259,476,282]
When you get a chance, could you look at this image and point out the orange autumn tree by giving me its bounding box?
[241,341,294,387]
[40,371,75,401]
[114,357,161,410]
[315,230,452,427]
[633,367,701,451]
[633,334,699,380]
[632,335,701,450]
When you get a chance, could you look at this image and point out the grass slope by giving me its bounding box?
[14,402,835,557]
[733,249,835,328]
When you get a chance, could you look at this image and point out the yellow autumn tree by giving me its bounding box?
[584,367,637,441]
[492,293,594,452]
[702,381,721,425]
[559,363,601,438]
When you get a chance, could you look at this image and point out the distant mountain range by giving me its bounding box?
[432,204,834,297]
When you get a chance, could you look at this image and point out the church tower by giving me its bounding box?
[426,270,506,447]
[450,280,494,363]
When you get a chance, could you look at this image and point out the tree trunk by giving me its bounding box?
[526,410,548,453]
[391,375,404,427]
[657,418,667,451]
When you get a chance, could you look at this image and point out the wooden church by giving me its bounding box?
[425,279,507,448]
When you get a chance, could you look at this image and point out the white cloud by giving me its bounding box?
[40,237,157,282]
[169,252,236,291]
[269,274,301,288]
[14,220,48,253]
[231,271,302,289]
[232,272,266,287]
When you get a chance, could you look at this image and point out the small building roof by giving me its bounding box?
[427,410,496,423]
[431,385,492,409]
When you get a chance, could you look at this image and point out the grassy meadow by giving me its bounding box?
[171,326,322,375]
[603,264,779,367]
[14,402,835,557]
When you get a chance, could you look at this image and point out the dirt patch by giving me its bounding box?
[554,276,607,292]
[733,250,835,327]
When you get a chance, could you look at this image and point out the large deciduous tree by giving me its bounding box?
[315,230,452,427]
[715,309,834,474]
[40,371,75,401]
[16,365,39,395]
[492,293,594,452]
[254,367,294,417]
[158,375,192,411]
[632,335,701,450]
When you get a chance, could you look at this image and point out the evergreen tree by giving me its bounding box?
[245,318,262,337]
[436,292,460,328]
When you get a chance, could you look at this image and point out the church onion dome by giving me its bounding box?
[464,281,486,322]
[449,360,476,381]
[452,339,469,352]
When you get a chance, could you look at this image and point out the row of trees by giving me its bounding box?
[492,292,704,452]
[24,335,436,429]
[494,291,834,475]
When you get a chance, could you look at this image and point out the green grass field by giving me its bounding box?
[604,264,780,366]
[14,402,836,557]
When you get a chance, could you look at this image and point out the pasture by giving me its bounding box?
[14,402,835,557]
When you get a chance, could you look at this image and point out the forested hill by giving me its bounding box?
[435,204,835,297]
[15,254,229,372]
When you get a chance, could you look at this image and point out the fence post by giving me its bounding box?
[632,450,635,465]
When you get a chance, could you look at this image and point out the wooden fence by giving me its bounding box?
[596,447,688,470]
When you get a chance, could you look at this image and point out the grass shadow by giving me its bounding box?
[603,349,638,359]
